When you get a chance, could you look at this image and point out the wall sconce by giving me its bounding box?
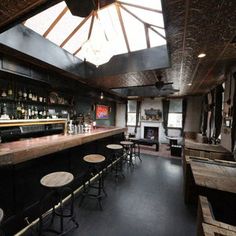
[100,92,104,99]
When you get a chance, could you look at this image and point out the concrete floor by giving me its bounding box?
[27,154,196,236]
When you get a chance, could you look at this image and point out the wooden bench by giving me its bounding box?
[197,196,236,236]
[135,138,159,151]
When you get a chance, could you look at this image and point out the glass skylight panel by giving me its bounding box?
[149,28,166,48]
[63,18,91,54]
[23,0,167,66]
[46,11,81,46]
[124,5,164,28]
[25,2,66,35]
[97,5,128,55]
[121,8,146,51]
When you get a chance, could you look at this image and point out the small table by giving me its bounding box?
[185,160,236,204]
[190,161,236,194]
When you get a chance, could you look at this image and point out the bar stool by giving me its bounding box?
[106,144,124,181]
[120,141,134,167]
[129,138,142,162]
[39,171,78,235]
[80,154,107,210]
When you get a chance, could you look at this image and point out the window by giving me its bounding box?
[168,113,182,128]
[127,100,140,126]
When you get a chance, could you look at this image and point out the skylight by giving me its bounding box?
[24,0,166,67]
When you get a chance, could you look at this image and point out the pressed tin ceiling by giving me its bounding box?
[0,0,236,98]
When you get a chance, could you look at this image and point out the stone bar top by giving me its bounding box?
[0,126,126,166]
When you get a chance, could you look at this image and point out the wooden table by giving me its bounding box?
[190,161,236,194]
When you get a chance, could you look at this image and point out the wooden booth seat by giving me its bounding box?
[197,196,236,236]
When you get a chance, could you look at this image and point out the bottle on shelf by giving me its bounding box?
[21,103,25,119]
[28,90,32,100]
[23,88,27,101]
[7,85,13,98]
[1,88,7,98]
[18,89,23,100]
[28,106,31,119]
[31,106,35,119]
[16,102,21,119]
[35,106,38,119]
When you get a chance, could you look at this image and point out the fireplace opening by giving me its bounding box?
[144,127,159,140]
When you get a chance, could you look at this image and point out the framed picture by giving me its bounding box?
[96,105,109,119]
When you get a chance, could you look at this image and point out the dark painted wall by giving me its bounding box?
[0,54,119,126]
[74,96,116,126]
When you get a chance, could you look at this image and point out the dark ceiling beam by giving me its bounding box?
[149,26,166,40]
[60,11,93,48]
[43,6,68,37]
[120,4,166,40]
[73,11,95,55]
[144,24,150,48]
[115,3,131,52]
[0,0,62,33]
[117,1,162,14]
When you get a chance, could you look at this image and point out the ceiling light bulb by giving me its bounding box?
[188,83,192,86]
[100,92,104,99]
[198,53,206,58]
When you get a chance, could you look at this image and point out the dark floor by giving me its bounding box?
[27,154,196,236]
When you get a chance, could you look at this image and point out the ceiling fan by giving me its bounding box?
[110,75,179,97]
[154,75,174,90]
[117,75,178,92]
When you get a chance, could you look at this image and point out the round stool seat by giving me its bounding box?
[40,171,74,188]
[83,154,105,164]
[106,144,123,150]
[0,208,3,224]
[120,141,133,145]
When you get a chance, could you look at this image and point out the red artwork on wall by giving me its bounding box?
[96,105,109,119]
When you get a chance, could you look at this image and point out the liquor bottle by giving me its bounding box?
[28,106,31,119]
[31,106,35,119]
[18,89,23,100]
[28,90,32,100]
[43,107,47,118]
[24,106,28,120]
[7,85,13,98]
[21,104,25,119]
[23,88,27,101]
[16,102,21,119]
[35,106,38,119]
[1,88,7,97]
[2,103,7,115]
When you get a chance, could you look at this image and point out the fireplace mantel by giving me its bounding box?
[141,120,165,143]
[140,120,162,123]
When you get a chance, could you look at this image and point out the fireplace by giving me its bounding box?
[144,127,159,140]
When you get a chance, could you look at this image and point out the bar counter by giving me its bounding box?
[0,126,126,165]
[0,126,126,235]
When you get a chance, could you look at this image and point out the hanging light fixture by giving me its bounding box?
[78,8,114,67]
[100,92,104,99]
